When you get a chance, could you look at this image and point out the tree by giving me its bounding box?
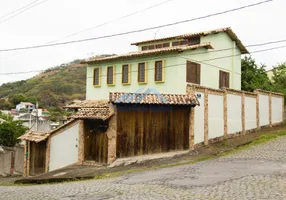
[271,63,286,98]
[0,99,13,110]
[0,120,28,147]
[8,93,27,107]
[241,56,271,92]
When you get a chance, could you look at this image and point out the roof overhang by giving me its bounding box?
[131,27,248,54]
[109,92,200,106]
[18,131,50,143]
[81,43,213,64]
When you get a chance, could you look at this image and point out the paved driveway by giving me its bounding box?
[1,136,286,200]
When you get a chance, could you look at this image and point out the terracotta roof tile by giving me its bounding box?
[82,43,213,64]
[109,92,199,106]
[18,131,50,143]
[64,100,109,109]
[71,108,114,120]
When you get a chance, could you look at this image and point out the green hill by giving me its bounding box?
[0,59,86,111]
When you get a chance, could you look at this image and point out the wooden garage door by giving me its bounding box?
[116,105,190,158]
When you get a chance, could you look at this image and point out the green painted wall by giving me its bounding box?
[86,32,242,100]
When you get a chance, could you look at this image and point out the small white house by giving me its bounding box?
[16,102,35,112]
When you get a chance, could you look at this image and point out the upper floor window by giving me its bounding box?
[155,60,164,82]
[93,68,101,86]
[138,62,147,83]
[186,61,200,84]
[180,40,188,45]
[148,45,155,50]
[163,43,170,48]
[189,36,200,45]
[107,66,115,85]
[122,64,130,84]
[172,41,180,46]
[155,44,163,49]
[141,46,148,51]
[219,70,230,88]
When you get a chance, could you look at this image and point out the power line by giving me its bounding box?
[0,0,50,25]
[0,0,41,20]
[2,43,285,79]
[2,37,286,76]
[1,43,284,97]
[0,0,272,52]
[1,0,175,59]
[46,0,175,44]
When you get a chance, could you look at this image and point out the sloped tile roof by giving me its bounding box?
[131,27,248,54]
[71,108,114,120]
[82,43,213,64]
[109,92,199,106]
[64,100,109,109]
[18,131,50,143]
[66,100,114,120]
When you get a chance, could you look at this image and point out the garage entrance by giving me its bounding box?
[116,104,190,158]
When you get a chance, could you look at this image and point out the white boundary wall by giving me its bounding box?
[245,96,257,131]
[194,92,205,144]
[272,96,283,124]
[259,94,269,126]
[227,94,242,134]
[208,94,224,139]
[191,87,284,145]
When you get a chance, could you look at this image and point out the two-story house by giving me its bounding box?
[84,27,248,100]
[20,27,250,174]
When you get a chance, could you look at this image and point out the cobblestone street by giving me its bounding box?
[1,136,286,200]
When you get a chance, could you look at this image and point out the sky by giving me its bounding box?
[0,0,285,85]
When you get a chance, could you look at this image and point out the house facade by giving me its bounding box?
[16,102,35,112]
[85,27,248,100]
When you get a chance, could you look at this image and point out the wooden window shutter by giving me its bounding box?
[219,70,230,88]
[93,68,100,86]
[155,60,163,82]
[107,66,114,85]
[122,64,129,84]
[196,63,201,84]
[186,61,200,84]
[225,72,230,88]
[138,63,146,83]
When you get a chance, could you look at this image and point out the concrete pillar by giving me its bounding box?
[269,93,272,127]
[204,89,209,145]
[242,93,246,135]
[223,90,228,139]
[189,106,195,150]
[78,120,85,164]
[106,106,117,164]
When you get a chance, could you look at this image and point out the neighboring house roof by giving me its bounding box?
[82,43,213,64]
[131,27,248,54]
[109,92,199,106]
[18,120,76,142]
[67,100,113,120]
[20,102,35,106]
[71,108,114,120]
[64,100,109,109]
[18,131,50,143]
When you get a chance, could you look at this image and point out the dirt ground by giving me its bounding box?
[2,122,286,185]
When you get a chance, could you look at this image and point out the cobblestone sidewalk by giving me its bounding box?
[1,136,286,200]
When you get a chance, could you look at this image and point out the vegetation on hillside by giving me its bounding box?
[0,59,86,111]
